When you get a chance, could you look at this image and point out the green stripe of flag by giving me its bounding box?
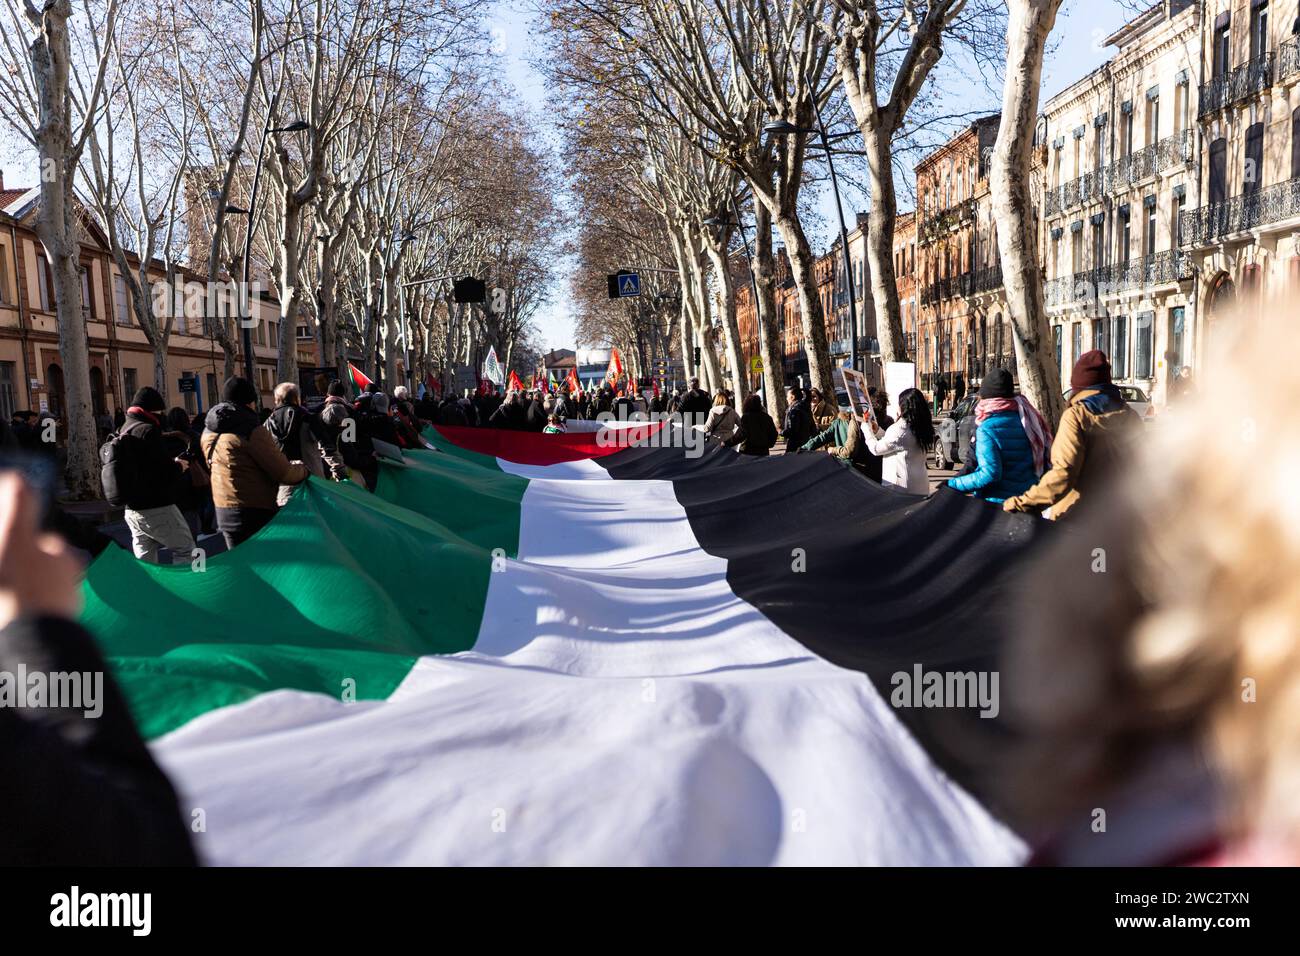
[81,450,526,738]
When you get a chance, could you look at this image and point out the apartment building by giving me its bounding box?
[1184,0,1300,357]
[895,211,919,363]
[1041,0,1201,408]
[915,115,1001,396]
[0,177,316,424]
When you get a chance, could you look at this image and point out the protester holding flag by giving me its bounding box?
[945,369,1049,504]
[726,393,778,456]
[489,391,529,430]
[202,377,310,549]
[809,387,837,432]
[1003,351,1139,520]
[105,387,197,565]
[782,386,815,450]
[703,391,739,443]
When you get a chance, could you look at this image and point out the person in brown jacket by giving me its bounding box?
[808,387,837,432]
[1003,350,1139,520]
[201,377,308,550]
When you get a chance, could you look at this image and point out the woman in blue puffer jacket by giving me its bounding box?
[946,369,1052,503]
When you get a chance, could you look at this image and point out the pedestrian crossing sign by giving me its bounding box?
[606,270,641,298]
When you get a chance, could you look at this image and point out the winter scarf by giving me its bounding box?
[976,395,1053,475]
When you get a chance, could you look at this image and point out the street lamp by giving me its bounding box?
[765,115,862,376]
[238,108,312,389]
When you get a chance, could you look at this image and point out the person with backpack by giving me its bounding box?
[101,387,197,564]
[201,377,308,550]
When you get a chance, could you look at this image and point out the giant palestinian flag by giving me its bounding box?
[80,423,1049,865]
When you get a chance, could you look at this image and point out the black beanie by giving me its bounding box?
[131,386,166,412]
[327,380,346,398]
[979,368,1015,399]
[222,376,258,406]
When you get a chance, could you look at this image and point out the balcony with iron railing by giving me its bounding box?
[1179,177,1300,247]
[1199,53,1274,117]
[920,271,975,305]
[1106,128,1195,191]
[1281,35,1300,84]
[918,197,976,245]
[1044,168,1105,218]
[972,264,1003,294]
[1045,250,1193,307]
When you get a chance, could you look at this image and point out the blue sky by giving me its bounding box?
[490,0,1137,352]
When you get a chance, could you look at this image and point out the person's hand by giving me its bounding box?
[1002,497,1019,513]
[0,472,83,629]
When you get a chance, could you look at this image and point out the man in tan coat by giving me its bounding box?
[1003,350,1139,520]
[201,376,308,550]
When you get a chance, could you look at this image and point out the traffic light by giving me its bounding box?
[693,347,701,370]
[453,276,486,304]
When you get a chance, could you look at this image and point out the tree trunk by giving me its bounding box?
[704,239,748,404]
[152,339,168,398]
[277,205,302,387]
[752,204,786,421]
[686,248,721,392]
[28,1,98,499]
[993,0,1066,430]
[772,212,834,395]
[862,124,908,363]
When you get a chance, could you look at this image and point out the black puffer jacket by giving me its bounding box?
[119,409,182,511]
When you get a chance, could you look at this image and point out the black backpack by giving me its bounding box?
[100,429,141,508]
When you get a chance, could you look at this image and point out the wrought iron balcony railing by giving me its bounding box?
[918,197,977,245]
[1045,251,1193,306]
[1106,128,1195,191]
[920,271,975,305]
[972,264,1003,293]
[1044,168,1105,218]
[1199,53,1274,117]
[1179,177,1300,247]
[1281,35,1300,83]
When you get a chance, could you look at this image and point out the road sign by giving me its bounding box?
[453,276,486,304]
[749,356,764,373]
[178,376,197,393]
[606,270,641,298]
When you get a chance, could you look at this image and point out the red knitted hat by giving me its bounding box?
[1071,349,1112,391]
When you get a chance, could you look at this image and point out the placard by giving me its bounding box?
[834,366,878,431]
[884,362,917,418]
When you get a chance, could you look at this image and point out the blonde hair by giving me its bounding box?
[1007,306,1300,855]
[273,382,299,407]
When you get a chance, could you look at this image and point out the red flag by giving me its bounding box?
[507,370,524,392]
[538,374,549,395]
[566,366,580,393]
[606,348,624,385]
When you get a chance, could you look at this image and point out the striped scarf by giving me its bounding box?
[976,396,1053,475]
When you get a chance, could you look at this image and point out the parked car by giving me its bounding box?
[1063,384,1156,424]
[933,394,978,470]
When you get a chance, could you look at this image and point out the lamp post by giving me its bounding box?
[234,113,311,390]
[764,118,863,376]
